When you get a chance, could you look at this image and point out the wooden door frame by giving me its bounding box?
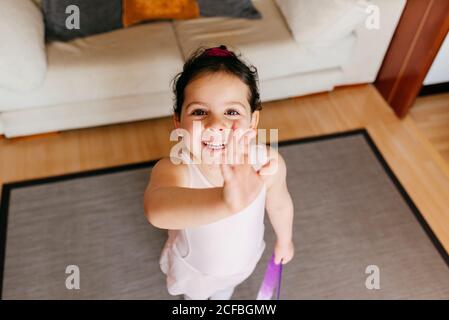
[374,0,449,118]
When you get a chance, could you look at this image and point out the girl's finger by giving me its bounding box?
[257,158,272,174]
[233,129,245,165]
[225,127,236,165]
[241,128,256,145]
[240,129,256,158]
[258,157,278,177]
[234,129,255,164]
[274,254,282,265]
[240,149,246,164]
[221,163,233,181]
[220,162,233,182]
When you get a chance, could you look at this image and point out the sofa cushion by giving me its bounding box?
[197,0,261,19]
[275,0,369,46]
[174,0,356,81]
[0,22,184,111]
[43,0,123,41]
[0,0,47,92]
[123,0,200,27]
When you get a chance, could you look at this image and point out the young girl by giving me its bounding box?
[144,45,294,300]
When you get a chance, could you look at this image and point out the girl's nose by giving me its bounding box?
[203,117,232,143]
[204,126,225,138]
[204,116,227,131]
[209,127,224,132]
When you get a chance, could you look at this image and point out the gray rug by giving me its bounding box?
[1,130,448,300]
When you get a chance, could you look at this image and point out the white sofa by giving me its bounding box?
[0,0,406,138]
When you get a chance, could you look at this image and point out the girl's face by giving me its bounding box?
[174,71,259,163]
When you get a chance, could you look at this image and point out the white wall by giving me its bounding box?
[424,32,449,85]
[341,0,407,85]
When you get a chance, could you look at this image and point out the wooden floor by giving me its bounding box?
[411,92,449,165]
[1,84,449,254]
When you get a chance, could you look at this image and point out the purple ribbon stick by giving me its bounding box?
[257,254,283,300]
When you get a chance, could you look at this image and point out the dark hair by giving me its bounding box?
[171,45,262,119]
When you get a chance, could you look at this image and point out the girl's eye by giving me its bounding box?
[191,109,207,116]
[226,109,240,116]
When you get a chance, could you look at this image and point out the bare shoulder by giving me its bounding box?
[147,157,190,190]
[260,144,287,189]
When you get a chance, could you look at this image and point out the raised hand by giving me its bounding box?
[220,128,268,214]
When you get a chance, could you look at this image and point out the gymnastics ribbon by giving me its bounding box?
[256,254,283,300]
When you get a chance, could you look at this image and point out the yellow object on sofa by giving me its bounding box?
[123,0,200,27]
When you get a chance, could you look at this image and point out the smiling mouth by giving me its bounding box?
[202,141,226,150]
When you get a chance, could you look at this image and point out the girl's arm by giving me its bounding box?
[264,149,295,264]
[144,158,232,229]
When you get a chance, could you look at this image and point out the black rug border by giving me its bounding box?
[1,128,448,299]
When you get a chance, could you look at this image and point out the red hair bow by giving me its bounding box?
[203,46,234,57]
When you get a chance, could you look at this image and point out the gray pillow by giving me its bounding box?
[43,0,122,41]
[197,0,262,19]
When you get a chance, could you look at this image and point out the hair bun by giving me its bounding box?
[203,45,235,57]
